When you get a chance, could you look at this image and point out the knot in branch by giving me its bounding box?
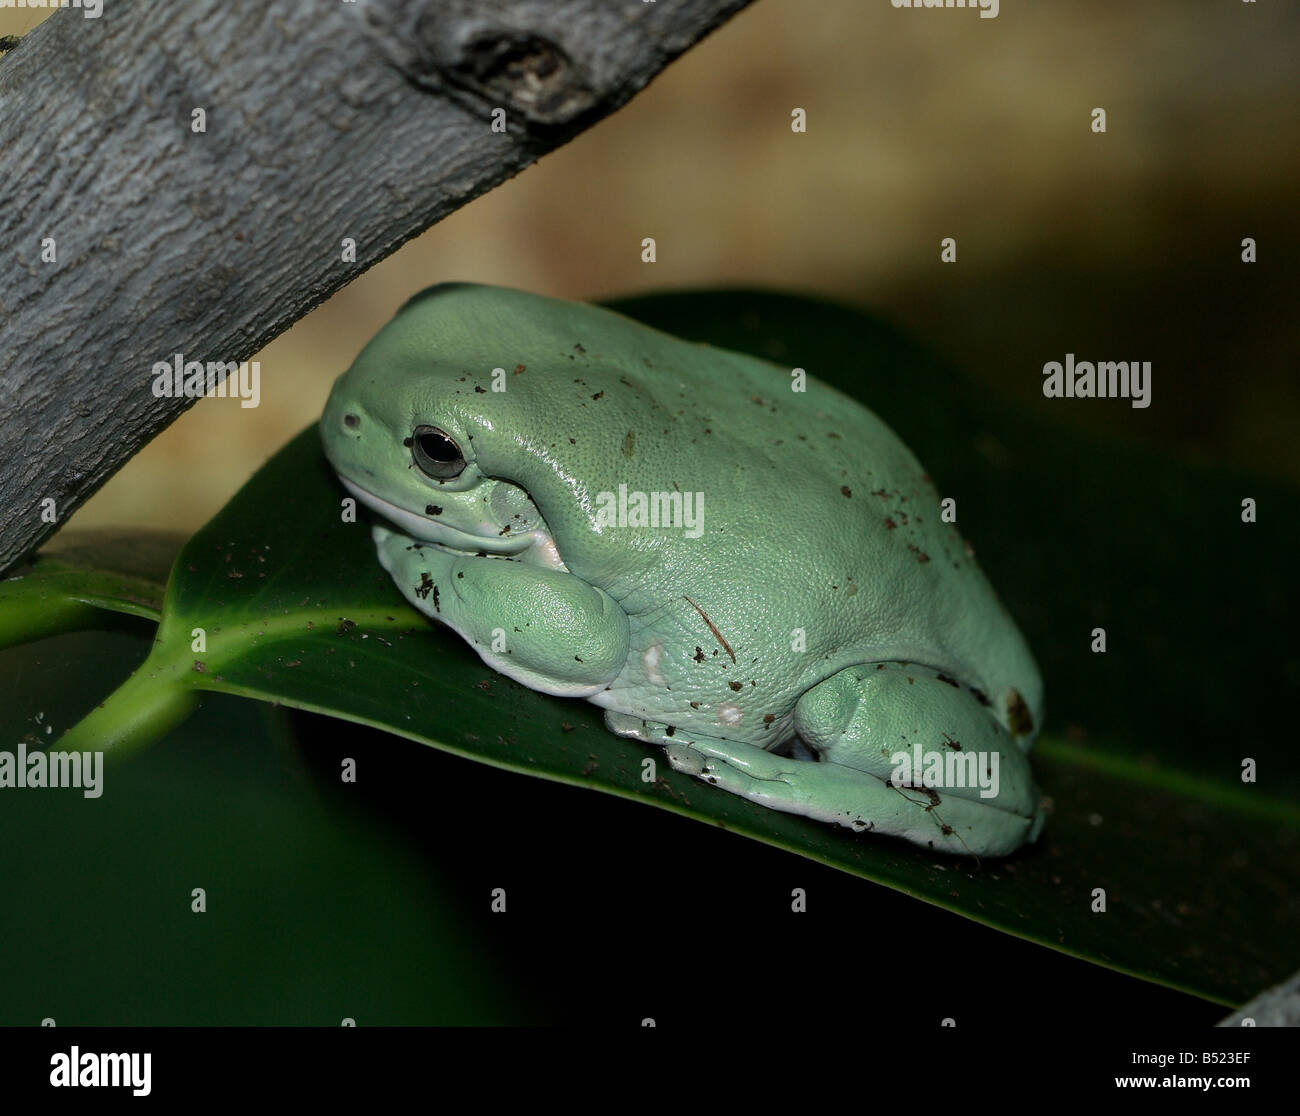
[362,0,608,127]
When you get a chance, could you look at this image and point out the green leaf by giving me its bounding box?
[0,528,181,650]
[0,628,529,1024]
[49,291,1300,1006]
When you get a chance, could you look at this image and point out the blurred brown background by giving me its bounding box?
[5,0,1297,534]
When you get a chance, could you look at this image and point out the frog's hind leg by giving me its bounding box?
[789,661,1044,855]
[611,663,1044,857]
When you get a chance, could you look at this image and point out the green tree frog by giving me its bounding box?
[320,283,1045,856]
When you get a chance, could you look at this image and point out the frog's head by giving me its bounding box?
[320,282,680,576]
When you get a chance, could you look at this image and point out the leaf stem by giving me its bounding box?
[58,656,202,758]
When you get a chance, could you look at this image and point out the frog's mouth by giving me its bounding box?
[338,475,568,570]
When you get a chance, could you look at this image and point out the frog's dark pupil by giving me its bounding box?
[419,432,457,462]
[411,425,465,479]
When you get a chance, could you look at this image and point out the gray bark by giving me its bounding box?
[0,0,752,574]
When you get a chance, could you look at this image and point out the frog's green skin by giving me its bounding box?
[321,283,1045,856]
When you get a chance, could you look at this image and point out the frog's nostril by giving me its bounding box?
[343,413,361,431]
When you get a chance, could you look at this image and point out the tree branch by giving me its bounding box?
[0,0,752,574]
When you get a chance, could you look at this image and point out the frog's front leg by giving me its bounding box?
[374,524,630,696]
[619,662,1043,857]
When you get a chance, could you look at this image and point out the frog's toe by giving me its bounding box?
[605,711,679,747]
[685,736,796,780]
[658,736,796,793]
[676,741,801,800]
[664,742,707,777]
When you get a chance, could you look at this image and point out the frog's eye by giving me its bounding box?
[411,425,465,479]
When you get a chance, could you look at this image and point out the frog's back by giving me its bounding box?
[607,338,1044,744]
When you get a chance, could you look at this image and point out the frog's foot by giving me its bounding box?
[604,712,971,846]
[374,523,630,696]
[603,713,731,779]
[665,731,1038,857]
[608,662,1044,857]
